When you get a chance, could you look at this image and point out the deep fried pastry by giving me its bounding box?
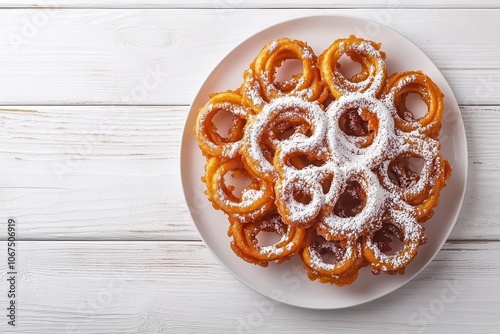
[318,35,387,99]
[195,90,251,159]
[229,214,307,267]
[301,235,366,286]
[204,157,275,224]
[193,35,452,285]
[384,71,444,137]
[362,210,426,274]
[242,38,328,112]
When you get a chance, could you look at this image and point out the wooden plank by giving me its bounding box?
[0,1,499,9]
[0,241,498,333]
[0,106,189,240]
[0,105,497,241]
[0,9,499,105]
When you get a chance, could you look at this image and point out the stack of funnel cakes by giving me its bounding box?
[194,35,451,286]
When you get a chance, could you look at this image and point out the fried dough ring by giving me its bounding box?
[378,137,451,222]
[412,154,452,222]
[242,97,327,182]
[319,35,387,99]
[229,214,307,267]
[242,38,327,112]
[317,169,385,241]
[301,237,365,286]
[274,164,330,228]
[193,35,452,285]
[195,91,251,158]
[379,136,439,205]
[384,71,444,137]
[327,94,392,169]
[362,209,425,274]
[204,157,274,223]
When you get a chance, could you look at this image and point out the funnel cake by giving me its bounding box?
[194,35,451,285]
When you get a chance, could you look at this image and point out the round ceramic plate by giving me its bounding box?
[180,15,467,309]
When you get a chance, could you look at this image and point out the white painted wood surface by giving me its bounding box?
[0,241,499,333]
[0,9,499,105]
[0,2,499,333]
[1,1,500,9]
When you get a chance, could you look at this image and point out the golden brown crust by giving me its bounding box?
[193,36,452,285]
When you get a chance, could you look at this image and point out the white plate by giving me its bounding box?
[180,15,467,309]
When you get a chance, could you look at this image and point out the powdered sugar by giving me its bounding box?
[197,36,447,274]
[240,188,265,206]
[242,85,440,240]
[243,96,326,180]
[302,46,313,60]
[268,40,278,53]
[240,71,441,274]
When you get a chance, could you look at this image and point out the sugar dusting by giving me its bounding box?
[198,37,445,272]
[241,39,440,269]
[307,239,355,272]
[268,40,278,53]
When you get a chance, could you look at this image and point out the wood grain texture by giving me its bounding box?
[0,105,496,241]
[1,0,499,9]
[0,9,499,105]
[0,241,498,333]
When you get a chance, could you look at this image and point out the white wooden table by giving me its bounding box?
[1,1,499,333]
